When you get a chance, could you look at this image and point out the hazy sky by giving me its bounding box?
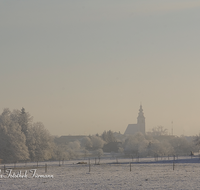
[1,0,200,136]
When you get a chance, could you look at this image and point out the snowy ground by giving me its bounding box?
[0,156,200,190]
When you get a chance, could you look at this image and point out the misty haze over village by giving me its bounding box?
[1,0,200,189]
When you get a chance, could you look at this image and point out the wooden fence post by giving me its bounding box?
[89,159,91,172]
[45,164,47,173]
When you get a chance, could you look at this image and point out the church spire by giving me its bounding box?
[138,105,144,116]
[137,104,145,134]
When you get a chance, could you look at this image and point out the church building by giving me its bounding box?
[124,105,145,135]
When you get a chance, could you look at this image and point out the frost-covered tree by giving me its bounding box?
[94,149,104,159]
[68,141,80,150]
[9,108,32,138]
[147,126,168,136]
[124,132,146,156]
[194,134,200,146]
[147,140,174,156]
[90,135,105,150]
[81,137,92,150]
[0,108,58,162]
[169,136,193,156]
[52,144,70,161]
[26,122,54,161]
[123,132,175,157]
[0,108,29,163]
[18,107,33,137]
[83,149,89,159]
[101,130,116,143]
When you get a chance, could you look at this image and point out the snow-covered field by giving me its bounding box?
[0,156,200,190]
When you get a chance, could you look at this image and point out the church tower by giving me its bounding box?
[137,105,145,134]
[124,104,146,135]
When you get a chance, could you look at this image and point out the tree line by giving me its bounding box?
[0,107,199,163]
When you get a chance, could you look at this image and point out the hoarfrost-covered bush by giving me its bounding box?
[68,141,80,150]
[67,149,80,160]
